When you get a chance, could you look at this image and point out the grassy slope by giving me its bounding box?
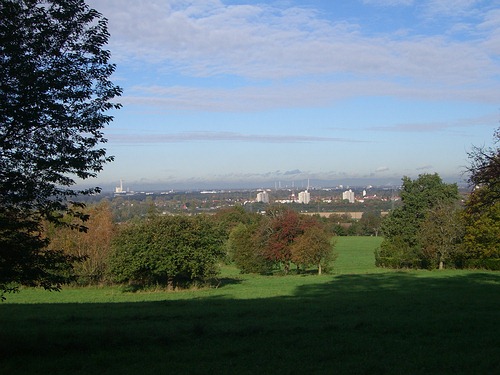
[1,237,499,375]
[334,236,384,274]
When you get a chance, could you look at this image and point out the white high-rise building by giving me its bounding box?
[256,190,269,203]
[342,189,355,203]
[298,190,311,204]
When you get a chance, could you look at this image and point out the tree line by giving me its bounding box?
[376,128,499,270]
[39,204,336,290]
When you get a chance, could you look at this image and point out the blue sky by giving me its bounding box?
[85,0,500,190]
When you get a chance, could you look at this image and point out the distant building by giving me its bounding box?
[256,190,269,203]
[342,189,355,203]
[115,179,126,194]
[297,190,311,204]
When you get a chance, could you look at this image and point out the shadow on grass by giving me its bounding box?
[120,277,243,293]
[1,272,499,375]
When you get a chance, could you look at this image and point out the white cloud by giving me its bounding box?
[91,0,499,83]
[84,0,500,114]
[422,0,481,18]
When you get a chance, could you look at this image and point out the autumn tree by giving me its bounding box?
[291,225,336,275]
[0,0,121,297]
[46,201,116,284]
[259,206,318,274]
[226,206,337,275]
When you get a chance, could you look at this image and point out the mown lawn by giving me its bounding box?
[1,237,499,374]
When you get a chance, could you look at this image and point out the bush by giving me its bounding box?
[109,215,225,288]
[375,236,421,269]
[464,258,500,271]
[227,223,274,274]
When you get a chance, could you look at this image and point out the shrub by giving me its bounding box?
[109,215,225,288]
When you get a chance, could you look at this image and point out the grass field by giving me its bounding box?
[1,237,499,374]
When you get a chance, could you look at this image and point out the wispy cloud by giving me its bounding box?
[423,0,482,18]
[121,81,500,112]
[416,165,434,170]
[367,113,499,133]
[109,131,364,144]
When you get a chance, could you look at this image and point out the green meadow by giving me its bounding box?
[1,237,499,374]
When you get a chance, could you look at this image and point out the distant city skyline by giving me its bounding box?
[84,0,500,191]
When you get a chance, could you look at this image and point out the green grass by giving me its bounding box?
[334,236,384,274]
[1,237,499,374]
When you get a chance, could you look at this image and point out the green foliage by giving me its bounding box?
[45,201,116,285]
[358,210,382,236]
[462,195,500,260]
[227,222,273,274]
[378,130,500,271]
[214,206,260,233]
[0,209,82,300]
[227,206,337,275]
[290,226,337,274]
[109,215,225,288]
[0,0,121,296]
[419,202,465,269]
[377,173,460,269]
[375,235,420,268]
[461,128,500,265]
[463,258,500,270]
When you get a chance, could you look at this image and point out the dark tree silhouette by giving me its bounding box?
[0,0,121,298]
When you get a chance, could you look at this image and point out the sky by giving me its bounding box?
[84,0,500,191]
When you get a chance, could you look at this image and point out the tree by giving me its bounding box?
[109,215,226,288]
[359,210,382,236]
[460,127,500,269]
[0,0,121,297]
[291,225,336,275]
[461,199,500,268]
[45,201,116,284]
[258,206,319,274]
[227,222,273,274]
[261,208,301,274]
[225,205,337,275]
[466,127,500,206]
[376,174,460,268]
[419,202,464,269]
